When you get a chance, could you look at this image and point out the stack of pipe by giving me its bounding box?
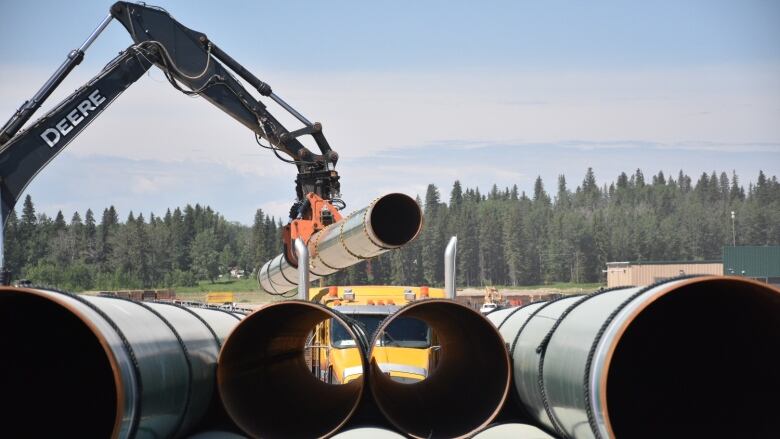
[488,276,780,439]
[216,298,511,439]
[3,274,778,438]
[0,286,243,438]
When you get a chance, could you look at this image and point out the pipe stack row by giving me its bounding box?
[0,288,510,438]
[485,275,780,439]
[0,286,243,438]
[2,276,778,438]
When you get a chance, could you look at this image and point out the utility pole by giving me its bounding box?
[730,211,736,246]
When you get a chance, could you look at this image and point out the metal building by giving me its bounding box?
[606,260,723,288]
[723,246,780,286]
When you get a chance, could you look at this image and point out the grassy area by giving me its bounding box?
[173,290,278,304]
[172,278,281,304]
[173,278,260,293]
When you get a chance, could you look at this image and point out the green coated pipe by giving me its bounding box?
[0,287,241,438]
[506,276,780,439]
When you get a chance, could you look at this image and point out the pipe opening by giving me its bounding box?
[218,302,366,438]
[605,279,780,438]
[0,291,118,438]
[369,193,422,247]
[370,300,510,438]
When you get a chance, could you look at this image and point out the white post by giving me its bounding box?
[294,238,310,300]
[444,236,458,300]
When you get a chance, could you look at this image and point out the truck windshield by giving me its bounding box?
[331,315,431,349]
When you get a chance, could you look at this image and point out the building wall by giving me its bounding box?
[631,263,723,286]
[607,262,723,288]
[606,262,631,288]
[723,246,780,283]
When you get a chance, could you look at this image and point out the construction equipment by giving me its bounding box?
[306,285,445,385]
[479,286,504,314]
[0,1,342,285]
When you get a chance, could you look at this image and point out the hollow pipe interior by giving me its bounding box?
[369,300,510,439]
[218,301,367,438]
[0,291,119,438]
[602,278,780,438]
[368,193,423,246]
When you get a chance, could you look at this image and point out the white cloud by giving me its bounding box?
[4,64,779,166]
[4,62,780,224]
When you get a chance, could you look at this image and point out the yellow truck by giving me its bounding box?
[307,285,445,384]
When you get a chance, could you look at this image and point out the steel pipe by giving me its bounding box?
[368,299,510,438]
[487,301,547,351]
[0,287,242,439]
[483,306,515,327]
[258,193,423,294]
[330,427,406,438]
[506,276,780,439]
[217,301,370,438]
[471,423,555,439]
[187,431,247,439]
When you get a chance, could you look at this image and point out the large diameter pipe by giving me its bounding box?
[187,431,247,439]
[330,427,406,438]
[507,276,780,439]
[217,301,370,438]
[368,299,511,438]
[486,301,548,350]
[258,193,423,294]
[471,423,555,439]
[0,286,242,439]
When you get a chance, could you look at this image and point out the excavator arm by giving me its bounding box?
[0,2,342,282]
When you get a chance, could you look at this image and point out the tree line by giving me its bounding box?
[4,168,779,291]
[3,199,284,291]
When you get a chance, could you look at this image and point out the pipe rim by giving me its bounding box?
[365,193,423,249]
[369,299,511,439]
[590,275,780,438]
[217,300,369,438]
[0,287,128,439]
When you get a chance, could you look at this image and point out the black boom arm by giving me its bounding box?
[0,1,340,223]
[0,47,154,221]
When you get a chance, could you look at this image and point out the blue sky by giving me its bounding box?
[1,0,779,223]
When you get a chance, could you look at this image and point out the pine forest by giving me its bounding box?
[5,168,779,292]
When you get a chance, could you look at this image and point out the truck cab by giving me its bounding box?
[307,285,444,384]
